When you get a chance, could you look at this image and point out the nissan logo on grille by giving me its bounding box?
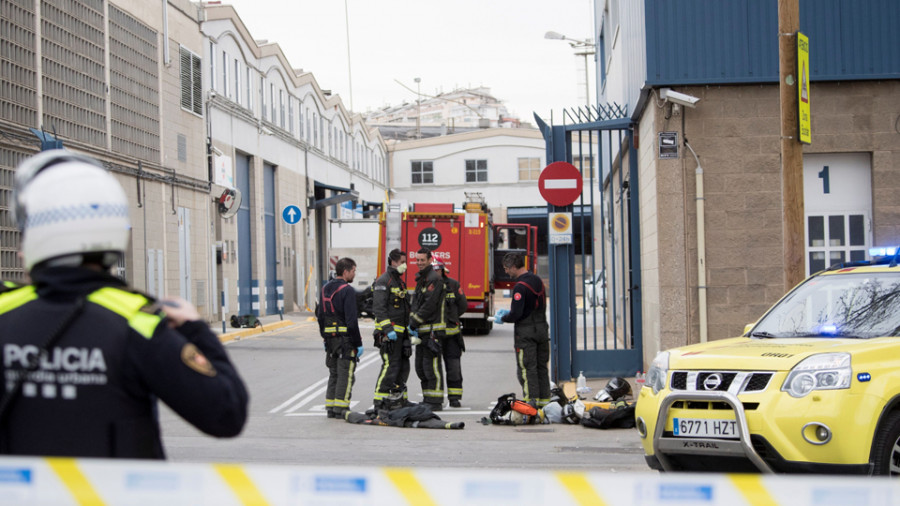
[703,373,723,391]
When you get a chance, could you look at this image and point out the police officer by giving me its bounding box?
[409,248,445,410]
[317,257,363,419]
[0,150,248,458]
[371,249,412,409]
[433,261,467,408]
[494,252,551,408]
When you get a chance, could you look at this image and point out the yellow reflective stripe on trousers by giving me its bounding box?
[556,472,606,506]
[444,327,460,335]
[215,464,271,506]
[47,458,106,506]
[517,348,531,401]
[384,469,437,506]
[729,474,778,505]
[341,359,356,405]
[324,326,348,333]
[374,350,391,395]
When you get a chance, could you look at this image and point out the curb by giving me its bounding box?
[218,320,296,343]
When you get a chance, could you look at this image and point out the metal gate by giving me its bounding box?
[536,104,642,381]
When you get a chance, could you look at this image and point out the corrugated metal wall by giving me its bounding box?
[643,0,900,86]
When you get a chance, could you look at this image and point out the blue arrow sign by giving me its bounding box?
[282,205,301,224]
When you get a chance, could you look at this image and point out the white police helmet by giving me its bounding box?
[13,150,130,270]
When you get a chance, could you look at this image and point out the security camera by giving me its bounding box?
[211,146,224,157]
[660,88,700,108]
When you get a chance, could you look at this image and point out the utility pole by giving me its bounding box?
[414,77,421,139]
[778,0,805,291]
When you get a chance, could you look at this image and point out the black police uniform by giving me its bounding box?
[316,277,362,417]
[371,265,411,408]
[0,267,248,459]
[409,264,445,408]
[500,271,551,407]
[440,276,467,405]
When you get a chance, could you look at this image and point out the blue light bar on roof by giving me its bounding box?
[869,246,898,257]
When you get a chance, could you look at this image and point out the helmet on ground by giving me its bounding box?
[13,150,130,270]
[594,377,633,402]
[562,404,580,424]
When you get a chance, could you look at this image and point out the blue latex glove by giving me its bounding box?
[357,346,365,358]
[494,309,509,323]
[387,330,398,341]
[408,329,418,338]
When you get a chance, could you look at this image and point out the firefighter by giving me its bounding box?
[0,150,248,458]
[432,261,467,408]
[316,257,363,419]
[409,248,446,410]
[371,249,412,409]
[494,252,551,407]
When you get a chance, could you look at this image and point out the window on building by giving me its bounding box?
[179,46,202,115]
[208,41,216,91]
[279,89,285,128]
[288,97,294,134]
[221,51,229,98]
[246,66,253,110]
[270,84,276,124]
[518,157,541,180]
[412,161,434,184]
[574,155,593,173]
[234,59,240,104]
[465,159,488,182]
[260,76,266,120]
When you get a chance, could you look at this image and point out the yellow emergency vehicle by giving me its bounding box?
[635,247,900,474]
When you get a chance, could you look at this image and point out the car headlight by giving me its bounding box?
[781,353,851,398]
[646,351,670,394]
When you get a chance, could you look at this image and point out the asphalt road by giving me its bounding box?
[159,316,651,473]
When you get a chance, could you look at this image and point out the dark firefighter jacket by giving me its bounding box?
[372,266,410,334]
[0,267,248,459]
[316,278,363,347]
[409,265,444,332]
[501,271,547,327]
[442,276,468,332]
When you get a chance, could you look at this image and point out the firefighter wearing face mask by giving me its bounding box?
[371,249,412,409]
[409,248,446,410]
[0,150,248,458]
[432,261,467,408]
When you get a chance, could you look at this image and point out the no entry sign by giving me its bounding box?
[538,161,583,206]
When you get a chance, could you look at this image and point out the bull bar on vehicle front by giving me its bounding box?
[647,390,774,473]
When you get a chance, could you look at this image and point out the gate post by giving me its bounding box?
[545,123,577,383]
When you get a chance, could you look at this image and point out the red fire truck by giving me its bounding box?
[376,194,537,335]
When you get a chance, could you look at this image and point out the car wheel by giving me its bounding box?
[871,410,900,475]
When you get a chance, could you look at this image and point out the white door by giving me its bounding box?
[803,153,872,275]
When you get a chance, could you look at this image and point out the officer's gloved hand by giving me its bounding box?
[494,308,509,323]
[357,346,365,358]
[408,329,422,346]
[387,330,398,341]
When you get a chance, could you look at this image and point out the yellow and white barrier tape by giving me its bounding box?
[0,456,896,505]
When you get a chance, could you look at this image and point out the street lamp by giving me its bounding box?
[414,77,421,139]
[545,30,595,108]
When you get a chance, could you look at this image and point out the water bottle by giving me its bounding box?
[635,370,646,388]
[576,371,590,399]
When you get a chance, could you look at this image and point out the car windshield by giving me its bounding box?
[751,271,900,339]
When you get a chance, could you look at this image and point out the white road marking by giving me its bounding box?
[271,354,382,414]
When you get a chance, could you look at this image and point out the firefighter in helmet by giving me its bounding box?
[409,248,446,410]
[316,257,363,419]
[493,252,551,407]
[0,150,248,458]
[371,249,412,409]
[432,260,467,408]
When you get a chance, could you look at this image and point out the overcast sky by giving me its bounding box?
[223,0,595,123]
